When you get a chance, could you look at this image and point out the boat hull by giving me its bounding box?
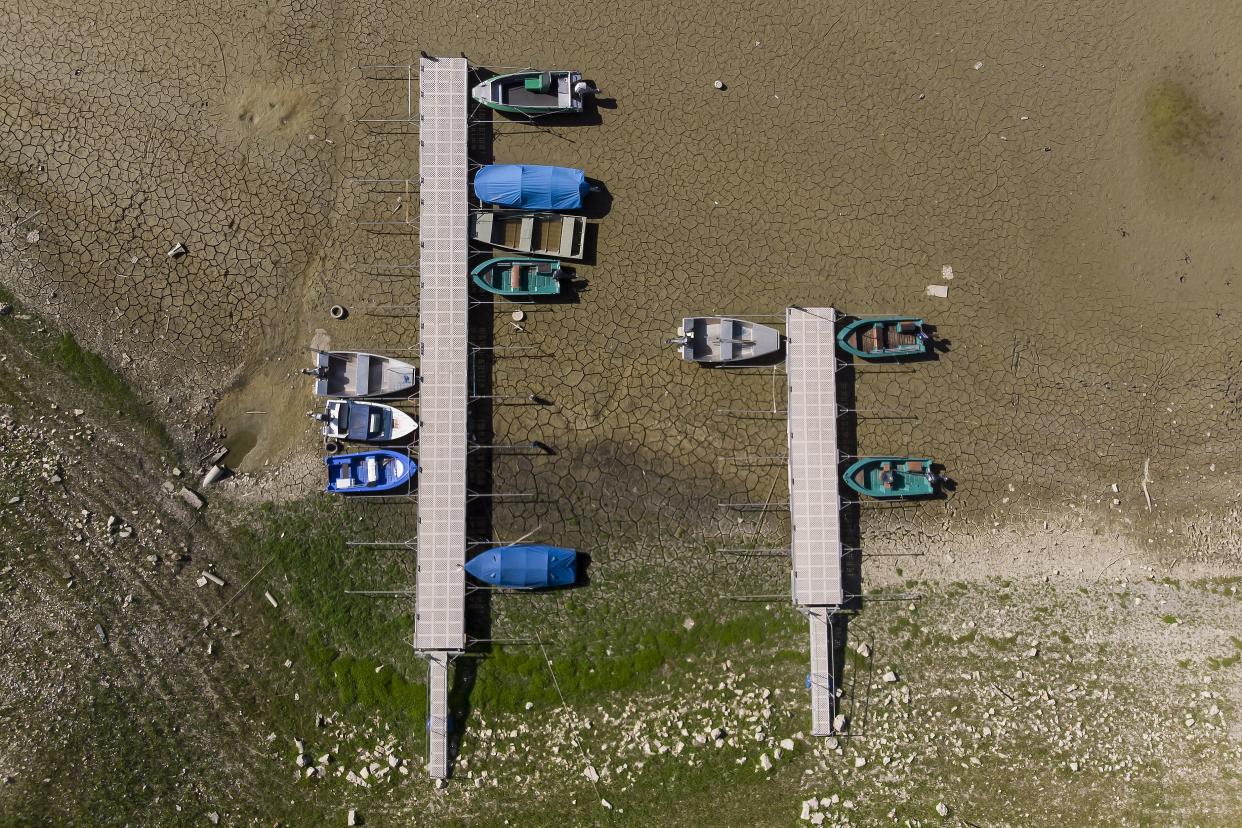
[464,545,578,589]
[471,70,584,115]
[470,257,563,297]
[311,351,418,398]
[677,317,782,363]
[837,317,928,360]
[324,449,415,494]
[321,400,417,442]
[842,457,935,499]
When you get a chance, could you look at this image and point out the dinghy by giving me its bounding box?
[464,545,578,589]
[473,164,590,211]
[324,449,415,494]
[667,317,782,364]
[472,211,586,259]
[313,400,417,443]
[307,351,417,398]
[842,457,937,499]
[471,70,595,115]
[471,257,564,298]
[837,317,929,359]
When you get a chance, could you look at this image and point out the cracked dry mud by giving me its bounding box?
[3,0,1242,824]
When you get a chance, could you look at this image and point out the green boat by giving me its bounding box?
[470,70,595,115]
[470,257,564,298]
[843,457,936,498]
[837,317,929,359]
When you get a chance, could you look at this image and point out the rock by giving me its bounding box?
[941,265,954,280]
[758,753,773,771]
[72,408,84,417]
[600,799,613,810]
[525,701,534,710]
[172,467,182,477]
[202,571,225,587]
[925,284,949,298]
[201,465,228,487]
[832,714,848,734]
[347,808,359,826]
[387,755,400,768]
[319,753,333,765]
[936,802,949,817]
[856,642,871,659]
[583,765,599,783]
[1025,647,1039,659]
[825,736,840,750]
[780,738,795,751]
[106,515,119,533]
[296,753,310,768]
[5,496,19,506]
[882,670,898,683]
[178,487,205,510]
[161,481,176,494]
[207,813,219,825]
[854,756,866,768]
[0,303,11,316]
[95,624,108,644]
[682,617,695,631]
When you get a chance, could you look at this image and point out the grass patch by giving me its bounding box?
[1148,80,1221,158]
[1161,614,1179,625]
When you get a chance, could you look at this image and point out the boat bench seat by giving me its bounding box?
[336,465,354,489]
[510,264,522,291]
[362,457,380,484]
[906,460,924,473]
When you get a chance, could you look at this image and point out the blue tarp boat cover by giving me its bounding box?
[464,544,578,589]
[474,164,588,210]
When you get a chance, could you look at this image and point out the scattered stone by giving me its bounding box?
[936,802,949,817]
[347,808,359,826]
[759,753,773,771]
[201,465,228,488]
[0,303,11,316]
[1025,647,1039,659]
[832,714,848,734]
[202,570,225,587]
[296,753,310,768]
[584,765,599,783]
[265,592,279,608]
[941,265,954,280]
[178,487,205,510]
[882,670,899,683]
[856,642,871,659]
[95,624,108,645]
[682,617,696,631]
[780,738,795,751]
[207,812,219,825]
[600,799,613,810]
[854,756,866,768]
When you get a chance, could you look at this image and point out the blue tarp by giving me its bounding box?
[464,544,578,589]
[473,164,588,210]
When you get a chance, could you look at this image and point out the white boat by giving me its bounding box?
[472,211,585,260]
[667,317,782,364]
[306,351,417,398]
[313,400,417,442]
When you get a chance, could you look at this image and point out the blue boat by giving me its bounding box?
[473,164,589,210]
[464,544,578,589]
[324,449,415,494]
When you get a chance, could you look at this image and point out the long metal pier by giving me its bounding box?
[785,306,843,736]
[415,55,469,779]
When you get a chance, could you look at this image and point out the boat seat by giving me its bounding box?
[509,264,522,291]
[369,411,383,436]
[906,460,924,473]
[362,457,379,484]
[354,354,371,396]
[336,465,353,489]
[853,469,866,486]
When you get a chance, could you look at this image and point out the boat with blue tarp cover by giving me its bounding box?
[324,449,415,494]
[474,164,589,211]
[314,400,417,443]
[464,544,578,589]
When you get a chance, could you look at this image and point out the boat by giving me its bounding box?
[470,70,595,115]
[666,317,782,364]
[837,317,929,359]
[472,211,586,259]
[471,257,564,297]
[464,545,578,589]
[842,457,936,499]
[306,351,417,398]
[474,164,590,210]
[324,449,415,494]
[313,400,417,443]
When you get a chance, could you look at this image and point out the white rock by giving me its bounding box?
[925,284,949,298]
[347,809,359,826]
[583,765,599,783]
[854,756,866,768]
[810,814,825,826]
[856,642,871,659]
[759,753,773,771]
[601,798,613,810]
[941,265,954,280]
[936,802,949,817]
[780,738,795,751]
[882,670,898,683]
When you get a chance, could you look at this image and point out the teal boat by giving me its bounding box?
[837,317,928,359]
[470,70,596,115]
[471,257,564,297]
[843,457,936,498]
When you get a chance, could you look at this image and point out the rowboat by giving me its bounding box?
[464,545,578,589]
[307,351,417,398]
[471,257,564,297]
[474,164,589,211]
[472,211,585,259]
[837,317,929,360]
[313,400,417,443]
[842,457,936,498]
[470,70,595,115]
[667,317,782,364]
[324,449,415,494]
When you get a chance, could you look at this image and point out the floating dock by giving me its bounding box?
[785,306,843,736]
[415,55,469,779]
